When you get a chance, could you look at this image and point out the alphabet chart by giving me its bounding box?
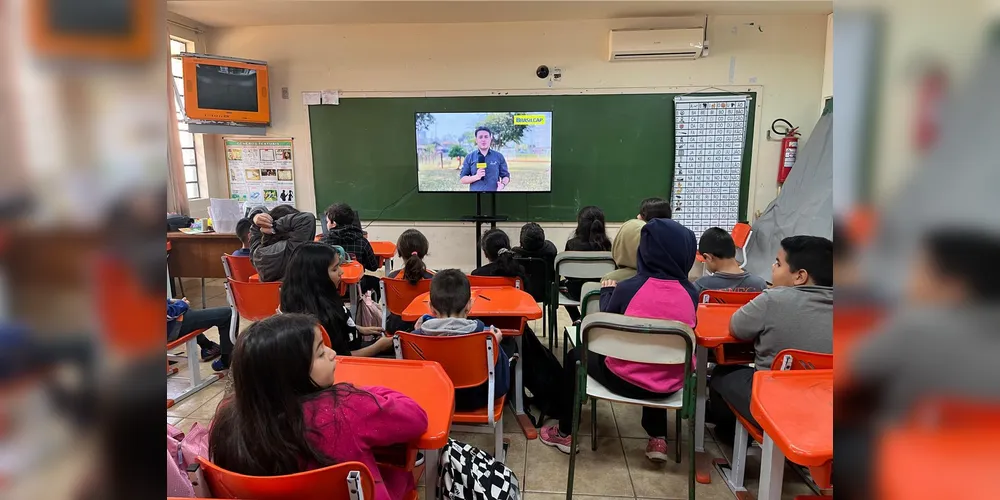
[671,95,751,238]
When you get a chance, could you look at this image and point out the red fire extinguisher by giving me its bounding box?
[772,119,799,184]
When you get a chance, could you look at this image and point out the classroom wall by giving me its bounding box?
[195,14,827,268]
[823,13,833,104]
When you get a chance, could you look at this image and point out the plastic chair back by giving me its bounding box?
[226,278,282,322]
[466,275,521,289]
[698,290,761,305]
[554,251,616,279]
[771,349,834,371]
[731,222,752,248]
[394,330,497,389]
[513,256,551,303]
[580,312,695,365]
[97,258,162,355]
[222,254,258,282]
[580,281,602,317]
[380,277,432,316]
[196,456,376,500]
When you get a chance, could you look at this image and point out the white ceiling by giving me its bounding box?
[168,0,833,28]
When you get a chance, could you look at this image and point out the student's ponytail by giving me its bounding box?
[403,252,426,285]
[589,218,610,250]
[397,229,430,285]
[574,205,611,251]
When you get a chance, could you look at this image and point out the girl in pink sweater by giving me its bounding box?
[208,313,429,500]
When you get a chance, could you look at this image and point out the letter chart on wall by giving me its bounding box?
[671,95,751,238]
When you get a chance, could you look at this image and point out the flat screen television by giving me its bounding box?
[415,112,552,193]
[181,53,270,124]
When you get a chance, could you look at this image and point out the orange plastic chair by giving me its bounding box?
[698,290,761,305]
[379,277,432,330]
[466,275,521,290]
[731,222,753,268]
[717,349,834,495]
[393,330,506,462]
[222,254,258,283]
[225,278,282,345]
[196,456,376,500]
[96,257,163,356]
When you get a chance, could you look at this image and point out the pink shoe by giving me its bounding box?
[645,437,668,463]
[539,425,577,454]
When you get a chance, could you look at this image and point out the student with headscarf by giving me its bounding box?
[539,219,698,463]
[603,218,645,282]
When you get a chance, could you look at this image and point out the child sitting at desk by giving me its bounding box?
[513,222,558,270]
[167,298,233,371]
[412,269,510,412]
[322,202,380,299]
[694,227,768,293]
[562,205,613,322]
[231,218,252,257]
[472,229,528,285]
[388,229,436,283]
[603,218,644,282]
[249,204,316,282]
[208,313,428,500]
[708,235,833,443]
[540,219,698,462]
[280,243,392,357]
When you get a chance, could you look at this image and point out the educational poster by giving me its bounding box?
[225,138,296,209]
[671,95,751,239]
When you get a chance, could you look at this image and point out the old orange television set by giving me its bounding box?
[182,53,271,124]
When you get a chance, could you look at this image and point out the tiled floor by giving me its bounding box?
[167,278,816,500]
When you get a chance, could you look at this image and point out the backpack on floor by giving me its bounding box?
[438,439,520,500]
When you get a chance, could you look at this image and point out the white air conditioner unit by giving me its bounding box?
[608,28,707,61]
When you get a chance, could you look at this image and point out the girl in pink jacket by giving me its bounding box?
[208,313,428,500]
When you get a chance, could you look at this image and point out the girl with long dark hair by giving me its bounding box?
[208,313,428,500]
[280,243,392,357]
[472,229,527,284]
[562,205,613,321]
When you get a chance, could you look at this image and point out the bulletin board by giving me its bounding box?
[225,138,297,209]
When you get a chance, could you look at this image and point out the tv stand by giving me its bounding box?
[460,193,508,268]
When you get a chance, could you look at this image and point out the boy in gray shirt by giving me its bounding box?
[708,235,833,442]
[694,227,768,294]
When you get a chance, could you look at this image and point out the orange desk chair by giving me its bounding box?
[379,277,432,330]
[221,254,258,283]
[224,278,282,345]
[716,349,834,497]
[698,290,761,305]
[166,317,223,409]
[196,456,376,500]
[466,275,522,290]
[695,221,753,268]
[393,330,507,463]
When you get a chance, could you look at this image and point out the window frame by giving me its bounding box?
[170,35,207,200]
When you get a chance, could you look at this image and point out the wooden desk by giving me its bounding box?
[751,370,833,500]
[335,357,454,500]
[166,232,241,279]
[369,241,396,275]
[692,303,753,483]
[401,286,542,439]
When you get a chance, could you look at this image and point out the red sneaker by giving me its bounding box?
[645,437,668,463]
[539,425,577,454]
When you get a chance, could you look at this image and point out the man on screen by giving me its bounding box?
[459,126,510,192]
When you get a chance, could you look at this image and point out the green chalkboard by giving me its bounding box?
[309,93,755,222]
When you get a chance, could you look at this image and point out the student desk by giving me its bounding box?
[167,232,242,307]
[878,426,1000,500]
[693,303,754,482]
[334,357,455,500]
[340,261,364,317]
[369,240,396,276]
[751,369,833,500]
[401,287,543,439]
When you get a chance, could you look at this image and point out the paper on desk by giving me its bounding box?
[302,91,322,105]
[321,90,340,105]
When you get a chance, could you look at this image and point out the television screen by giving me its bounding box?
[195,64,259,112]
[415,112,552,193]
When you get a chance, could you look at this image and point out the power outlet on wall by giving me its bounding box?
[281,87,289,99]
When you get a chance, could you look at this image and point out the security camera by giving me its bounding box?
[536,65,550,79]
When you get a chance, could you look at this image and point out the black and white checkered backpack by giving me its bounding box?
[437,439,520,500]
